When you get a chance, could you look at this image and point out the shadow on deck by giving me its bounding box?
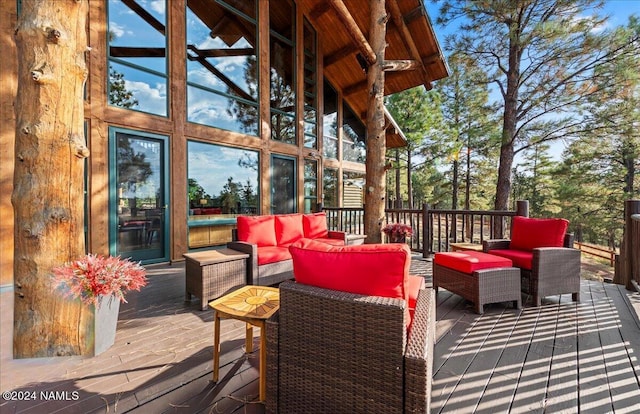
[1,255,639,413]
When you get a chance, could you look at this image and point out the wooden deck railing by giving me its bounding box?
[321,200,529,257]
[614,200,640,291]
[574,242,616,266]
[632,213,640,289]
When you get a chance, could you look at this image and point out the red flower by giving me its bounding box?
[52,254,147,306]
[382,223,413,237]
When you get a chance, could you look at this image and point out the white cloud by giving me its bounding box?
[109,22,127,38]
[124,80,167,116]
[149,0,166,16]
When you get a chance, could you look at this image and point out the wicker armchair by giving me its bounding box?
[266,280,435,414]
[483,216,580,307]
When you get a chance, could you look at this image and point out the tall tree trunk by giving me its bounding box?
[406,146,413,209]
[464,144,471,238]
[452,159,459,209]
[494,20,521,213]
[364,0,387,243]
[13,0,90,357]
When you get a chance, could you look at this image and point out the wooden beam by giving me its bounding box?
[122,0,165,35]
[188,47,255,58]
[109,46,166,58]
[187,45,255,102]
[382,59,419,71]
[327,0,377,67]
[387,0,432,88]
[309,1,332,20]
[343,79,366,97]
[324,45,356,67]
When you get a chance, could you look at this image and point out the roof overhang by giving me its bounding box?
[301,0,449,148]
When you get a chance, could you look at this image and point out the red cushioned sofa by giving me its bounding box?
[266,239,434,413]
[227,212,347,286]
[483,216,581,306]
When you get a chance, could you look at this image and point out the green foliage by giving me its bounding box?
[108,67,138,109]
[436,0,636,211]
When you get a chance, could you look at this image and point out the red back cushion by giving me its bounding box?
[236,215,277,247]
[275,214,305,246]
[509,216,569,251]
[303,213,329,239]
[288,239,410,301]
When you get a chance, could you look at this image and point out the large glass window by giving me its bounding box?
[107,0,168,116]
[304,160,318,213]
[323,167,338,208]
[186,1,259,135]
[303,19,318,149]
[343,171,365,207]
[343,103,366,163]
[323,81,338,159]
[270,0,296,144]
[187,142,259,215]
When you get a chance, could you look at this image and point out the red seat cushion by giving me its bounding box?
[312,237,345,246]
[487,249,533,270]
[256,246,292,266]
[303,213,329,239]
[237,215,276,247]
[289,239,413,327]
[434,251,513,274]
[275,214,304,246]
[510,216,569,251]
[407,275,425,311]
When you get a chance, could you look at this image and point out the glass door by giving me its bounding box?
[110,128,169,263]
[271,155,296,214]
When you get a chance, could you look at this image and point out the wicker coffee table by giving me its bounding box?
[184,248,249,310]
[210,285,280,402]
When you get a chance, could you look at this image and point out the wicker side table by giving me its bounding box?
[184,248,249,310]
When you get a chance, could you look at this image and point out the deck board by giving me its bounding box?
[2,257,640,413]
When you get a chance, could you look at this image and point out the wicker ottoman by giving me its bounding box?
[184,248,249,310]
[434,251,521,314]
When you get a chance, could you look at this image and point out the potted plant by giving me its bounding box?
[382,223,413,243]
[52,254,147,355]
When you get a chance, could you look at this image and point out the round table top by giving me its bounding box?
[209,285,280,320]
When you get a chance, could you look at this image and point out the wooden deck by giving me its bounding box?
[1,256,639,413]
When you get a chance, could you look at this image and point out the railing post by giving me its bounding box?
[422,203,430,258]
[516,200,529,217]
[616,199,640,290]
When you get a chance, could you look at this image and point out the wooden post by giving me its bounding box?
[13,0,91,357]
[364,0,388,244]
[422,203,430,258]
[616,199,640,289]
[516,200,529,217]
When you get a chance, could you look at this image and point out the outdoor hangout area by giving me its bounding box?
[2,209,640,413]
[2,0,639,413]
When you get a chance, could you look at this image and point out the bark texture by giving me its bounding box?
[13,0,90,357]
[364,0,387,243]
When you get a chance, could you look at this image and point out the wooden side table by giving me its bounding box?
[346,234,367,245]
[209,285,280,402]
[450,242,483,252]
[183,248,249,310]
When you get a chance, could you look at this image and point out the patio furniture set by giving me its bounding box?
[186,212,580,412]
[434,216,581,313]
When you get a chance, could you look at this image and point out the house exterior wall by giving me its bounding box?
[0,0,369,284]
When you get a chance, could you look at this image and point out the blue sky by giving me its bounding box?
[424,0,640,162]
[425,0,640,53]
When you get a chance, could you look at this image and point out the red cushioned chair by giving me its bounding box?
[483,216,581,306]
[265,239,435,414]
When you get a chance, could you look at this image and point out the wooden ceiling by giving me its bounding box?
[300,0,449,148]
